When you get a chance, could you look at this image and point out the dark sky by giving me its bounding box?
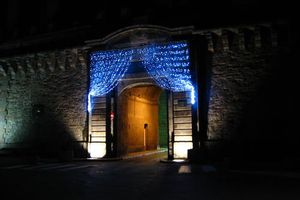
[0,0,296,53]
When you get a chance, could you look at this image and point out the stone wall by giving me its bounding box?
[201,24,294,160]
[0,48,88,156]
[0,77,8,146]
[1,23,295,160]
[208,51,275,140]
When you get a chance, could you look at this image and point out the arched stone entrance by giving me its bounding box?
[86,25,199,160]
[117,85,162,155]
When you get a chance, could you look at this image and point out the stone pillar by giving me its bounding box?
[221,30,230,51]
[254,27,262,49]
[271,28,278,47]
[0,75,8,147]
[205,32,214,53]
[238,29,246,50]
[187,35,209,162]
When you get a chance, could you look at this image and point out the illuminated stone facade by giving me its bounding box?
[0,49,88,156]
[0,24,294,160]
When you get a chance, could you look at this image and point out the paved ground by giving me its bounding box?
[0,152,300,200]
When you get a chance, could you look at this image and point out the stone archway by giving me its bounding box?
[87,25,198,160]
[117,85,163,155]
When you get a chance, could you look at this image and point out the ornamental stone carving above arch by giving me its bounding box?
[85,25,194,50]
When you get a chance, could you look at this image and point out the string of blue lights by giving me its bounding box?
[88,41,195,112]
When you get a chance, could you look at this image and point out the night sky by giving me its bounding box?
[0,0,296,55]
[0,1,294,36]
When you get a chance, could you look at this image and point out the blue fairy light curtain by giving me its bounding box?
[89,41,195,112]
[88,49,134,111]
[89,49,134,96]
[141,42,195,103]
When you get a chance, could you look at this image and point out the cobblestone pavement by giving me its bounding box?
[0,152,299,200]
